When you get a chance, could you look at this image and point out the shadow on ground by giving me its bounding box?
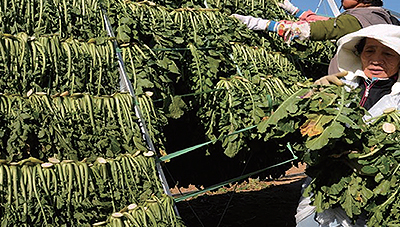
[176,178,305,227]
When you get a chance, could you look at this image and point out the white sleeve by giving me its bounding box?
[315,207,367,227]
[231,14,269,31]
[295,177,316,223]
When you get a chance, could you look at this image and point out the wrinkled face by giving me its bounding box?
[341,0,361,9]
[361,38,400,79]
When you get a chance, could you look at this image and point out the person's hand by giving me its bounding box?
[231,15,310,44]
[314,71,348,86]
[278,0,299,15]
[303,71,349,98]
[274,22,297,43]
[273,20,310,44]
[231,14,270,31]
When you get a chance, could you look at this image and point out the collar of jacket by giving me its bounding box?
[343,70,400,95]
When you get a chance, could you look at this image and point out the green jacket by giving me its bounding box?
[310,7,398,41]
[310,14,361,41]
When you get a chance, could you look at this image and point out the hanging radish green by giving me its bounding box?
[0,153,184,226]
[0,0,106,39]
[0,92,150,161]
[0,33,120,94]
[0,0,343,225]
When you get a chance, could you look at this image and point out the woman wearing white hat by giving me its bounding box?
[297,23,400,227]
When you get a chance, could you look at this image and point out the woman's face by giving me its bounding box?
[342,0,361,10]
[361,38,400,79]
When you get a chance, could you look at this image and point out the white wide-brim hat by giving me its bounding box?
[336,24,400,73]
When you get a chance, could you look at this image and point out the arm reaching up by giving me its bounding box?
[232,14,311,43]
[278,0,299,15]
[278,0,331,22]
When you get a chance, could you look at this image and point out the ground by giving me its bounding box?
[171,164,307,227]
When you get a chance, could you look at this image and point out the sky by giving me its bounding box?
[290,0,400,17]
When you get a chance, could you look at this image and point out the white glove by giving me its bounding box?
[278,0,299,15]
[232,14,270,31]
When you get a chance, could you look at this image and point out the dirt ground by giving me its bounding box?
[171,164,307,227]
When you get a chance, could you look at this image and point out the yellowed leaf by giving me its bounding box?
[300,116,324,137]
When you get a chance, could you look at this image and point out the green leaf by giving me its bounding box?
[133,136,147,151]
[224,140,238,157]
[360,186,373,200]
[361,165,378,175]
[38,129,46,138]
[329,182,344,195]
[206,56,220,74]
[157,58,168,69]
[374,172,384,183]
[286,103,298,114]
[116,25,131,42]
[368,210,383,227]
[374,179,390,195]
[314,191,324,213]
[393,150,400,157]
[305,121,345,150]
[173,37,185,44]
[167,96,187,119]
[168,61,180,74]
[257,88,308,133]
[343,187,356,218]
[137,79,154,88]
[20,113,31,119]
[336,115,359,129]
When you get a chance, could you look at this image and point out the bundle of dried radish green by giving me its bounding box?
[0,153,184,226]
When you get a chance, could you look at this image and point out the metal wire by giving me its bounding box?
[216,152,253,227]
[101,8,179,216]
